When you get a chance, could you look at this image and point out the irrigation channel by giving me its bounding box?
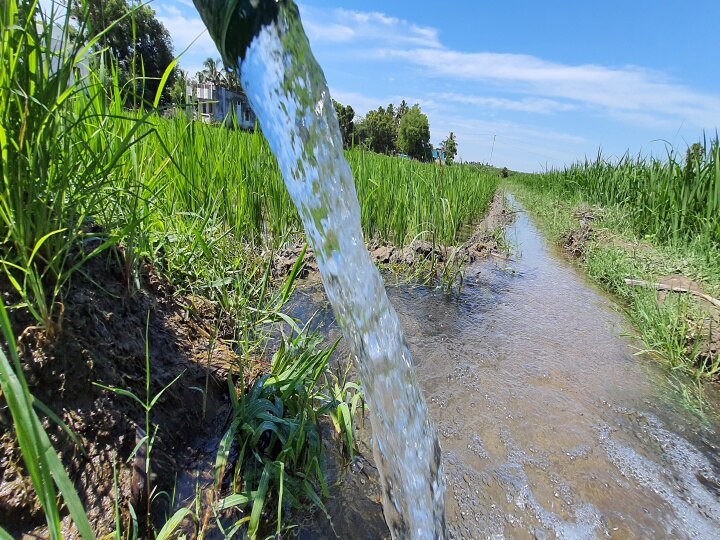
[290,195,720,539]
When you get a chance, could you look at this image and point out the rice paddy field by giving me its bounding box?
[0,2,498,537]
[3,1,720,538]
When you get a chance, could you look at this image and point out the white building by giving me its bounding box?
[186,82,256,129]
[48,22,90,80]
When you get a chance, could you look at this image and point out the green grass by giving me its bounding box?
[349,151,498,245]
[520,140,720,247]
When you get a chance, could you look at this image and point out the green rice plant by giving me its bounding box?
[349,151,498,246]
[214,329,338,538]
[321,358,364,460]
[96,110,497,268]
[94,312,185,536]
[515,137,720,248]
[629,292,703,374]
[0,0,161,331]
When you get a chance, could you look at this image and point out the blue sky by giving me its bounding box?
[156,0,720,171]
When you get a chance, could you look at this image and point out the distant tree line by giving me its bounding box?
[465,162,511,177]
[333,99,458,164]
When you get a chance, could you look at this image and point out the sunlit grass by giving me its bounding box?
[517,140,720,249]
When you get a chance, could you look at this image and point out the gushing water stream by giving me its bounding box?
[193,1,445,537]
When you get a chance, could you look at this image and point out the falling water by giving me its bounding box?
[192,1,445,537]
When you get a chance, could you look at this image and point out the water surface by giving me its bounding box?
[294,198,720,539]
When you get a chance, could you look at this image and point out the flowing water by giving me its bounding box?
[193,1,444,537]
[291,197,720,539]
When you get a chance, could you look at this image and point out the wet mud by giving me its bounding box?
[1,253,240,538]
[292,197,720,539]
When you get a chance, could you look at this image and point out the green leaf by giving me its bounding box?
[248,465,271,540]
[149,370,186,409]
[28,228,67,267]
[0,301,94,540]
[128,504,139,540]
[32,396,86,455]
[215,492,250,511]
[155,507,193,540]
[93,383,146,410]
[215,417,240,488]
[45,442,96,540]
[275,461,285,535]
[153,56,181,109]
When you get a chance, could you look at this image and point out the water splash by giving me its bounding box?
[192,1,446,537]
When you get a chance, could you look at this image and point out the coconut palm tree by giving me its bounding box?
[198,57,225,86]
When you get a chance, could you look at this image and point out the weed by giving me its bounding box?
[213,329,339,539]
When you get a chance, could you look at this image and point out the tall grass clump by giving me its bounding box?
[0,0,156,332]
[519,138,720,248]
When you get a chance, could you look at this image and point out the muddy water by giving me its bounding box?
[294,198,720,539]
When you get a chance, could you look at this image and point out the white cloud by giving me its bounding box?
[300,4,441,49]
[329,90,383,115]
[433,92,577,114]
[377,48,720,128]
[155,3,217,68]
[302,20,355,44]
[329,89,432,117]
[297,4,720,129]
[429,115,588,170]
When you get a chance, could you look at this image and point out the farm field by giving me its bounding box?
[2,0,720,538]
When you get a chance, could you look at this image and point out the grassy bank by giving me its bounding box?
[0,2,496,537]
[508,143,720,388]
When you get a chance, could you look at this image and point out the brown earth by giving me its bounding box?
[561,209,596,258]
[0,252,249,538]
